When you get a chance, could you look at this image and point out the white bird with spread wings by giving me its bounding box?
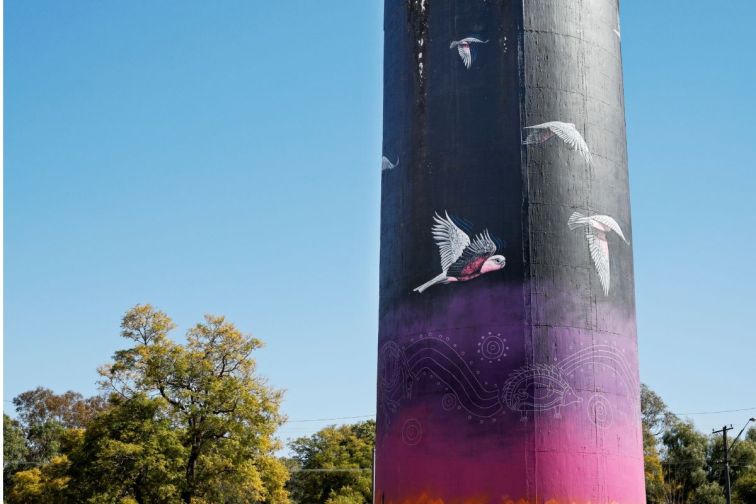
[450,38,488,69]
[414,212,506,293]
[568,212,628,296]
[523,121,592,164]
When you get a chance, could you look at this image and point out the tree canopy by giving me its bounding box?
[4,304,291,504]
[287,420,375,504]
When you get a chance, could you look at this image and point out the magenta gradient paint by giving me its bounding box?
[376,0,642,502]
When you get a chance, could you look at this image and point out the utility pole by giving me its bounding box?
[713,425,733,504]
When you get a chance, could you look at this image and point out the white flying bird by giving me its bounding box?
[523,121,592,164]
[382,156,399,171]
[414,212,506,293]
[568,212,628,296]
[450,38,488,69]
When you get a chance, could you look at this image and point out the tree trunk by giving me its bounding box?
[182,445,200,504]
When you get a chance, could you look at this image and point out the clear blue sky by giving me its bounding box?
[5,0,755,440]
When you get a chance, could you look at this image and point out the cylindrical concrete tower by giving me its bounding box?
[376,1,643,503]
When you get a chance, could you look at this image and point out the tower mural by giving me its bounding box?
[376,1,643,503]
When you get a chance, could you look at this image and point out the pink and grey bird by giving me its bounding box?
[450,37,488,69]
[568,212,628,295]
[414,212,506,293]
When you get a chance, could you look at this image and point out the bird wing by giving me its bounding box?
[567,211,589,230]
[457,45,472,68]
[432,212,471,271]
[461,37,488,44]
[523,123,557,145]
[590,214,627,242]
[586,228,611,295]
[447,230,498,278]
[548,122,592,164]
[381,156,398,171]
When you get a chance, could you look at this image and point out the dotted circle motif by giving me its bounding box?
[480,335,505,360]
[441,393,457,411]
[401,419,423,445]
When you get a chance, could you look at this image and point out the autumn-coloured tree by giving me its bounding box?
[99,304,290,503]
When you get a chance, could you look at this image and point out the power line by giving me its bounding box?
[674,407,756,416]
[285,414,374,423]
[291,468,371,473]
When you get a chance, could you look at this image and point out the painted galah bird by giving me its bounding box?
[382,155,399,171]
[568,212,629,296]
[450,37,488,69]
[414,212,506,293]
[523,121,592,164]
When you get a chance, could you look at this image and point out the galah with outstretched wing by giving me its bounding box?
[523,121,592,164]
[414,212,506,293]
[450,38,488,69]
[568,212,628,295]
[382,156,399,171]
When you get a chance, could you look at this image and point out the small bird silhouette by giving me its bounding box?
[450,38,488,69]
[381,155,399,171]
[414,212,506,293]
[568,212,628,295]
[523,121,592,164]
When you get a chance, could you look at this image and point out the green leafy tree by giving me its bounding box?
[641,384,675,503]
[4,414,30,485]
[66,393,186,503]
[99,304,289,504]
[6,454,71,504]
[707,427,756,494]
[690,481,727,504]
[287,420,375,504]
[641,384,677,437]
[662,420,714,504]
[326,486,365,504]
[733,468,756,504]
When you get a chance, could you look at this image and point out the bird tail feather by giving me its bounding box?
[568,211,587,230]
[413,273,447,294]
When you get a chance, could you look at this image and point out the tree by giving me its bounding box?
[641,384,678,438]
[641,384,675,503]
[4,414,30,486]
[690,481,727,504]
[707,427,756,495]
[65,393,186,503]
[6,454,71,504]
[287,420,375,504]
[10,387,107,464]
[662,420,713,504]
[12,387,107,430]
[733,468,756,504]
[99,304,289,504]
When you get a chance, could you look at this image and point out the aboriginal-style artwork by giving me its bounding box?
[501,364,579,420]
[588,393,614,429]
[381,155,399,171]
[568,212,629,295]
[413,212,506,293]
[378,0,642,502]
[523,121,593,164]
[401,419,423,445]
[380,335,638,425]
[450,37,488,69]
